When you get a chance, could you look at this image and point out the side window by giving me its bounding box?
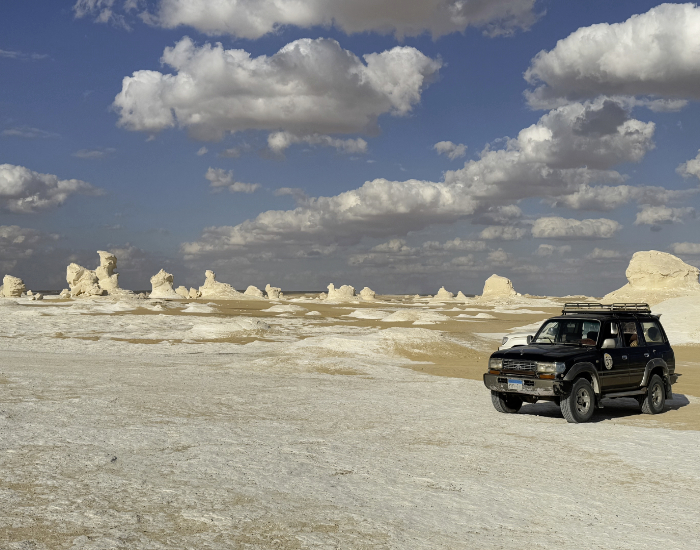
[620,321,640,348]
[641,320,665,344]
[601,321,621,348]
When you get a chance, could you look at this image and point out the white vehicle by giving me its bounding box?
[498,332,533,350]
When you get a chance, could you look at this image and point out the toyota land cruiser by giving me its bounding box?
[483,303,680,423]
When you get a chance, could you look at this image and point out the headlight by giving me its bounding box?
[489,358,503,370]
[537,362,565,373]
[501,336,508,345]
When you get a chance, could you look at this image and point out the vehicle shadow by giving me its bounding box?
[519,394,692,422]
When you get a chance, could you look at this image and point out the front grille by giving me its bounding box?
[502,359,536,371]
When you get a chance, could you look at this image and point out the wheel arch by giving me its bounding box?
[641,358,668,387]
[563,362,601,395]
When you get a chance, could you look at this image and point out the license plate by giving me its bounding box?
[507,379,523,390]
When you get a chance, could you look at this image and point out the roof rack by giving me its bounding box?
[562,302,651,314]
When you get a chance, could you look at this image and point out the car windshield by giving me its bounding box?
[533,319,601,346]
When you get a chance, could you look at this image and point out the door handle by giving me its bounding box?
[644,353,649,358]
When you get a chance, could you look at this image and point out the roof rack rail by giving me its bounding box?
[562,302,651,314]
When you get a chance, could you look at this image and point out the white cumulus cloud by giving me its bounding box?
[670,242,700,255]
[75,0,541,39]
[545,184,693,211]
[525,3,700,107]
[531,216,621,240]
[533,244,570,256]
[479,225,527,241]
[443,99,654,202]
[0,164,99,214]
[585,248,621,260]
[677,150,700,181]
[434,141,467,160]
[0,225,55,271]
[205,168,260,194]
[113,37,441,146]
[634,205,695,227]
[268,132,368,155]
[182,178,478,257]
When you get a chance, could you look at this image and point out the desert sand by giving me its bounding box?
[1,288,699,549]
[1,250,700,548]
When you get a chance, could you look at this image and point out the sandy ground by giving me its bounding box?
[1,295,699,548]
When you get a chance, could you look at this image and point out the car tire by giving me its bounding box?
[560,378,595,424]
[491,391,523,414]
[641,374,666,415]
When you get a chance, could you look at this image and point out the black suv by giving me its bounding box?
[483,303,680,423]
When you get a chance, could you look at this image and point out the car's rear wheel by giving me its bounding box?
[491,391,523,413]
[641,374,665,415]
[560,378,595,424]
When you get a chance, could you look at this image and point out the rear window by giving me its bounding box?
[641,320,665,344]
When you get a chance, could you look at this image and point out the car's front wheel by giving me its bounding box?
[491,391,523,413]
[560,378,595,423]
[641,374,666,415]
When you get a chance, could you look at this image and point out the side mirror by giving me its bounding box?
[601,338,616,349]
[526,335,533,344]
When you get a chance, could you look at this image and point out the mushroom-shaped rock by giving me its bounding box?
[359,287,376,301]
[149,269,179,299]
[481,274,517,298]
[244,285,264,298]
[604,250,700,305]
[265,284,282,300]
[198,270,243,299]
[175,286,190,298]
[1,275,26,298]
[327,283,355,301]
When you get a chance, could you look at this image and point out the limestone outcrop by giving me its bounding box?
[175,286,190,298]
[66,263,105,297]
[1,275,26,298]
[265,284,282,300]
[149,269,179,299]
[481,274,517,299]
[59,289,71,299]
[244,285,264,298]
[189,287,200,299]
[456,291,469,301]
[326,283,355,301]
[199,270,243,299]
[604,250,700,305]
[432,286,454,301]
[359,287,376,301]
[95,251,120,293]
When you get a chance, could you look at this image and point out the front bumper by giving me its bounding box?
[483,373,565,397]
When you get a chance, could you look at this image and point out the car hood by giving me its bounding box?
[495,344,596,362]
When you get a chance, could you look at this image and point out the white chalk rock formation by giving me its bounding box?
[95,251,120,293]
[265,284,282,300]
[59,289,71,299]
[30,293,43,301]
[456,291,469,301]
[1,275,26,298]
[175,286,190,298]
[66,263,105,297]
[481,274,517,299]
[327,283,355,301]
[359,287,376,301]
[149,269,179,299]
[604,250,700,305]
[189,287,200,299]
[244,285,264,298]
[199,270,243,299]
[432,286,454,301]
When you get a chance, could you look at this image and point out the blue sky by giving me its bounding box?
[2,1,700,295]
